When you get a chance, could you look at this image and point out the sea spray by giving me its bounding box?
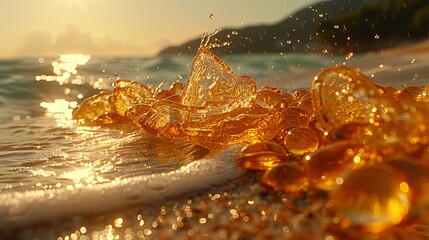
[0,144,244,230]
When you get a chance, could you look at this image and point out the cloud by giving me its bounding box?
[17,24,148,57]
[55,25,97,53]
[18,31,55,56]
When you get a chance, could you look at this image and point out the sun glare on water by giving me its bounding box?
[37,54,93,127]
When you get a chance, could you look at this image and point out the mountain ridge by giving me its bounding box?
[158,0,427,56]
[158,0,373,56]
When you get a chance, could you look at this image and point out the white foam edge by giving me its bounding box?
[0,144,245,230]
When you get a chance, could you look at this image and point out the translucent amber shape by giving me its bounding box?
[328,121,429,156]
[312,66,380,130]
[182,108,284,149]
[139,99,198,141]
[297,96,314,113]
[398,86,423,99]
[181,45,256,114]
[283,127,319,155]
[169,81,185,95]
[72,92,114,124]
[385,159,429,210]
[274,114,307,143]
[253,89,284,109]
[303,140,378,190]
[416,83,429,102]
[126,103,151,125]
[109,80,154,116]
[293,89,311,101]
[329,163,411,233]
[155,90,174,100]
[236,141,289,171]
[261,163,309,194]
[281,106,312,124]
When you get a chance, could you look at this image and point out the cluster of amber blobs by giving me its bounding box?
[73,39,429,235]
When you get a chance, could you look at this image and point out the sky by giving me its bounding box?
[0,0,320,58]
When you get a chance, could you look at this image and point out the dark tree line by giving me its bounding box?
[318,0,429,47]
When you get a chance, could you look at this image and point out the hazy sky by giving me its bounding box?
[0,0,320,58]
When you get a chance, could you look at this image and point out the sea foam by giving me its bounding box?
[0,144,244,230]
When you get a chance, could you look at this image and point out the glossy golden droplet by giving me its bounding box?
[253,89,284,109]
[312,66,380,130]
[182,108,284,149]
[327,122,372,142]
[236,141,289,171]
[274,114,307,143]
[283,127,319,155]
[281,106,312,124]
[297,96,314,113]
[384,158,429,213]
[329,163,411,233]
[398,85,424,99]
[261,163,309,194]
[303,140,377,190]
[293,89,311,101]
[72,92,115,124]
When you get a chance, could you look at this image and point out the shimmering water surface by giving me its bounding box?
[0,53,342,193]
[1,50,429,239]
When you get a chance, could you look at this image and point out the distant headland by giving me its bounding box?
[158,0,428,56]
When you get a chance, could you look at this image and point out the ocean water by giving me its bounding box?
[1,50,429,238]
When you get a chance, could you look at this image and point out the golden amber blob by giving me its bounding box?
[181,45,256,114]
[169,81,185,95]
[253,89,284,109]
[126,103,151,125]
[311,66,380,130]
[398,85,424,99]
[236,141,289,171]
[297,96,314,113]
[140,99,195,141]
[182,108,284,149]
[303,140,378,190]
[329,163,411,233]
[327,122,372,142]
[283,127,319,155]
[329,120,429,156]
[109,79,154,116]
[416,83,429,102]
[155,89,174,100]
[72,92,114,124]
[384,159,429,212]
[293,89,311,101]
[281,106,312,124]
[261,163,309,194]
[274,114,308,143]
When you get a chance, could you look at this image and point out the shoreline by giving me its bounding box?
[272,40,429,91]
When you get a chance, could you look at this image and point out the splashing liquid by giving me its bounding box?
[48,30,429,237]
